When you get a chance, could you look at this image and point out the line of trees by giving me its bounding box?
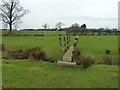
[64,23,118,36]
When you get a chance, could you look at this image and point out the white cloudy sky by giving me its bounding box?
[0,0,119,29]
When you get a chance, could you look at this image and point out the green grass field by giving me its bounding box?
[2,36,64,60]
[2,35,118,61]
[77,36,118,62]
[2,59,118,88]
[2,32,119,88]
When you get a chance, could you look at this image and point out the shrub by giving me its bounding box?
[102,55,112,65]
[7,49,25,59]
[75,53,94,68]
[73,49,81,60]
[106,50,111,55]
[98,32,101,36]
[101,55,118,65]
[0,44,5,51]
[24,47,47,61]
[82,55,94,69]
[112,56,118,65]
[73,49,82,65]
[6,47,47,61]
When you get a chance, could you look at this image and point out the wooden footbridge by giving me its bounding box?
[57,36,79,66]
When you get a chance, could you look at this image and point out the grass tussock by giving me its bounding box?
[0,44,5,51]
[105,50,111,55]
[7,49,25,59]
[74,51,95,69]
[6,47,47,61]
[82,54,95,69]
[100,55,118,65]
[25,47,47,61]
[73,49,81,60]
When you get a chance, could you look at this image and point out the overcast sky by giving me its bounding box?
[0,0,119,29]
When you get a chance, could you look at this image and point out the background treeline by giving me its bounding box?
[1,23,120,36]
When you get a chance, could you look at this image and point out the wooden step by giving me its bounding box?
[57,61,76,66]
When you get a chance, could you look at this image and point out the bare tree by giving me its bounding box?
[2,22,8,30]
[42,23,49,29]
[0,0,29,33]
[55,22,64,30]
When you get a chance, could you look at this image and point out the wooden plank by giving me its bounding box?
[63,45,74,62]
[57,61,76,66]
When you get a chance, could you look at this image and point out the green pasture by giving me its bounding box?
[2,35,118,62]
[2,33,119,88]
[77,36,118,62]
[2,59,118,88]
[2,36,63,60]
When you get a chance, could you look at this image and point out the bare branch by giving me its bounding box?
[55,22,65,29]
[42,23,49,29]
[0,0,29,33]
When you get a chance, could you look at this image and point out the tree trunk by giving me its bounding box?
[9,23,12,33]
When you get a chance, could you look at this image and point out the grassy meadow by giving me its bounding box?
[2,35,118,62]
[2,31,119,88]
[77,36,118,62]
[2,36,63,60]
[2,59,118,88]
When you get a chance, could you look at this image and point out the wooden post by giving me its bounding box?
[67,35,70,48]
[74,36,79,48]
[63,37,65,41]
[66,36,68,51]
[64,37,66,47]
[59,37,62,52]
[69,36,70,43]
